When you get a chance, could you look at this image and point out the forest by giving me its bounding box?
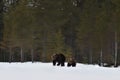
[0,0,120,67]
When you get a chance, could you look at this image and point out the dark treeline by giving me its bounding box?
[0,0,120,67]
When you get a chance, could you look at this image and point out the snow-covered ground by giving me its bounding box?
[0,62,119,80]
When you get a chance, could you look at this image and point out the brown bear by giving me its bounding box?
[51,53,66,66]
[67,57,76,67]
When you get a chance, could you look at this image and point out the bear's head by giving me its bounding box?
[51,53,58,61]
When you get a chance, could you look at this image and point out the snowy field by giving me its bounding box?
[0,62,119,80]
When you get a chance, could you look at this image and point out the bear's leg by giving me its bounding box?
[61,62,65,66]
[53,60,56,66]
[67,63,71,67]
[57,62,60,66]
[72,63,76,67]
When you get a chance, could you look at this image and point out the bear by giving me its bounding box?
[67,57,76,67]
[51,53,66,66]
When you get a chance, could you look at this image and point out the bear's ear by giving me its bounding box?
[52,53,57,57]
[51,53,58,59]
[51,54,55,59]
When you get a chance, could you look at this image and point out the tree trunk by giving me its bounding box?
[42,40,46,62]
[114,31,118,67]
[99,48,103,66]
[0,48,2,61]
[89,48,93,64]
[31,48,34,63]
[3,49,5,62]
[42,30,47,62]
[20,47,24,62]
[9,47,12,63]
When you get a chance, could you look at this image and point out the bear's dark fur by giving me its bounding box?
[67,57,76,67]
[51,53,66,66]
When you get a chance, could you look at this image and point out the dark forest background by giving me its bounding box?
[0,0,120,67]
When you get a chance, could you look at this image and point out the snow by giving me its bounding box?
[0,62,119,80]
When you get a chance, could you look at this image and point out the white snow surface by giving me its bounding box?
[0,62,119,80]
